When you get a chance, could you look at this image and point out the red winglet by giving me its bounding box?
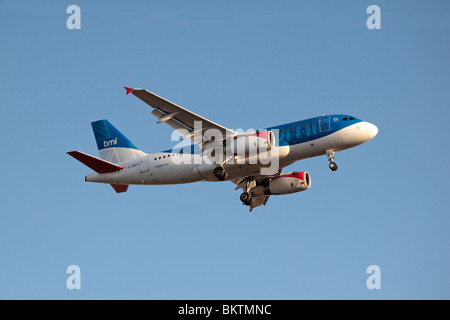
[67,151,124,174]
[124,87,134,95]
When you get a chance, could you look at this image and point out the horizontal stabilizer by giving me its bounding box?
[110,184,129,193]
[67,151,124,174]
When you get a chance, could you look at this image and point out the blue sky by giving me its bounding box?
[1,0,449,299]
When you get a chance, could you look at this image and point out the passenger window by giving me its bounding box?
[154,158,156,161]
[159,157,161,159]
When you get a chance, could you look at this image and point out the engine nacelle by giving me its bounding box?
[260,171,311,195]
[226,130,275,157]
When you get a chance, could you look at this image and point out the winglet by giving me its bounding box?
[124,87,134,95]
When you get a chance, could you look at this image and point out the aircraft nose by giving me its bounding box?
[359,121,378,141]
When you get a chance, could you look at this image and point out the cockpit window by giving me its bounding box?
[349,117,355,120]
[343,117,348,121]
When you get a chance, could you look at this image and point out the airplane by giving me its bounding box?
[67,87,378,211]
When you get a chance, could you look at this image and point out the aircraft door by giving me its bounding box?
[319,116,331,132]
[139,155,149,173]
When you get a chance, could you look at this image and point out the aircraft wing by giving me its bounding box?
[125,87,237,144]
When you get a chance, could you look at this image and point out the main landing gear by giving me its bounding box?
[213,156,235,181]
[213,166,228,181]
[240,192,252,206]
[239,178,256,206]
[326,149,338,171]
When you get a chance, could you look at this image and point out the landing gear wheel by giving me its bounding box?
[240,192,252,206]
[213,166,226,180]
[329,162,338,171]
[213,166,223,177]
[326,149,338,172]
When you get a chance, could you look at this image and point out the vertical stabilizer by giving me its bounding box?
[91,120,147,164]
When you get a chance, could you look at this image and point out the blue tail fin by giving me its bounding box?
[91,120,147,164]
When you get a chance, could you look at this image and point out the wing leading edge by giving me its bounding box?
[124,87,236,142]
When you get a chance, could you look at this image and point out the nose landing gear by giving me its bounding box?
[326,149,338,171]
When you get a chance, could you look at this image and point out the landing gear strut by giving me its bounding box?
[239,178,256,206]
[326,149,338,171]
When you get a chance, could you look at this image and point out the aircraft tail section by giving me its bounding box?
[91,120,147,164]
[67,151,130,193]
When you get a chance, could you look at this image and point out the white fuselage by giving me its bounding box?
[86,122,378,186]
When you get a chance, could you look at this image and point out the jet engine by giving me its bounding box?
[259,172,311,195]
[225,130,275,157]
